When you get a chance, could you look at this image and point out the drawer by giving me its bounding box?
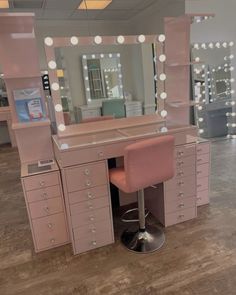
[175,155,195,169]
[197,176,209,192]
[70,196,109,216]
[73,219,112,240]
[65,161,107,193]
[164,183,196,201]
[197,163,209,178]
[32,213,68,251]
[165,207,197,227]
[165,197,196,214]
[28,197,64,219]
[197,190,209,206]
[175,144,196,159]
[71,206,111,228]
[68,185,108,205]
[197,153,210,165]
[175,165,196,178]
[197,142,210,155]
[26,185,61,203]
[23,172,59,191]
[74,230,113,254]
[165,175,196,192]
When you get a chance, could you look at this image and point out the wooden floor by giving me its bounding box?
[1,140,236,295]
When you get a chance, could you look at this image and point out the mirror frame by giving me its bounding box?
[44,35,166,137]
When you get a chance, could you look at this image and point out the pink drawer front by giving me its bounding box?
[65,161,107,193]
[68,185,108,205]
[28,197,64,219]
[197,176,209,192]
[73,219,112,240]
[26,185,61,203]
[165,207,197,227]
[175,155,195,170]
[74,230,114,254]
[32,213,69,251]
[165,179,196,201]
[197,153,210,165]
[197,190,209,206]
[165,175,196,192]
[175,144,195,159]
[23,172,59,191]
[70,196,109,216]
[197,142,210,155]
[175,164,196,178]
[197,163,209,178]
[165,197,196,214]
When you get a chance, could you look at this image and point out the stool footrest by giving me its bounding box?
[121,208,149,223]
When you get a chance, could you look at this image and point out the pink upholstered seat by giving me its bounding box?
[110,136,175,193]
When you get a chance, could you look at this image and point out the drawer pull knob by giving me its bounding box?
[51,238,55,243]
[48,223,53,229]
[178,214,185,219]
[90,216,94,221]
[178,172,184,177]
[177,161,184,166]
[91,229,96,233]
[98,151,104,158]
[197,197,201,201]
[39,181,45,187]
[178,151,184,157]
[178,181,184,186]
[89,205,93,210]
[44,207,50,213]
[197,185,202,188]
[178,193,184,197]
[84,169,90,176]
[92,241,97,246]
[179,203,185,208]
[86,180,91,187]
[87,192,93,199]
[42,192,47,199]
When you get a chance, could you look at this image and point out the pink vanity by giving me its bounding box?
[0,13,211,255]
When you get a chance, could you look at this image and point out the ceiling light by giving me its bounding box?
[0,1,9,8]
[78,0,112,10]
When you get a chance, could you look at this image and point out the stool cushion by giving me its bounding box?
[109,135,175,193]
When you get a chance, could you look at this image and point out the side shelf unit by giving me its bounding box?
[21,162,69,252]
[61,160,114,255]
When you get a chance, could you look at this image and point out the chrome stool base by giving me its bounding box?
[121,224,165,253]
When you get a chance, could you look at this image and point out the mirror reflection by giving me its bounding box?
[0,74,8,107]
[54,43,157,124]
[191,43,234,138]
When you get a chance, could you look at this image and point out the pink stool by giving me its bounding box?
[109,135,175,253]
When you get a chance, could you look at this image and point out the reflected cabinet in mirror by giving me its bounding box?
[45,35,166,134]
[191,41,235,138]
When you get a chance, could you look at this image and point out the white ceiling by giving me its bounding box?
[1,0,158,21]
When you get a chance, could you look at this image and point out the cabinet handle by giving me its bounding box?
[178,203,185,208]
[87,192,93,199]
[91,228,96,233]
[48,223,53,229]
[98,151,104,158]
[89,216,94,221]
[44,206,50,213]
[84,169,90,176]
[89,205,93,210]
[86,180,91,187]
[177,171,184,177]
[178,214,185,219]
[178,192,184,197]
[197,184,202,188]
[92,241,97,246]
[178,151,184,157]
[42,192,47,199]
[178,181,184,186]
[51,238,55,244]
[177,161,184,166]
[39,181,45,187]
[197,197,201,201]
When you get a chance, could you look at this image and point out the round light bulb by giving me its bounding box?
[117,35,125,44]
[44,37,53,46]
[100,54,104,58]
[208,43,214,49]
[92,54,96,59]
[194,43,199,49]
[199,118,204,122]
[160,92,167,99]
[198,106,203,110]
[58,124,66,132]
[159,54,166,62]
[48,60,57,69]
[51,82,59,91]
[109,54,113,58]
[199,129,204,134]
[229,41,234,47]
[137,35,146,43]
[94,35,102,44]
[161,127,168,133]
[70,36,78,45]
[55,104,63,112]
[216,42,221,48]
[160,110,167,118]
[231,78,235,83]
[223,42,228,48]
[158,34,166,42]
[159,73,167,81]
[195,57,200,62]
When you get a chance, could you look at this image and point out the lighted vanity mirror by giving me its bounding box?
[45,35,166,134]
[191,41,235,138]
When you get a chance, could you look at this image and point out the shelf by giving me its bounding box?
[166,101,203,108]
[3,74,42,80]
[166,61,204,67]
[12,119,51,130]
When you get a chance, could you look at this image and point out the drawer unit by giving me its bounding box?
[32,213,69,251]
[196,140,211,207]
[28,197,64,219]
[21,165,69,253]
[68,184,108,205]
[23,172,59,191]
[65,161,107,192]
[62,160,114,255]
[164,207,197,227]
[26,185,61,203]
